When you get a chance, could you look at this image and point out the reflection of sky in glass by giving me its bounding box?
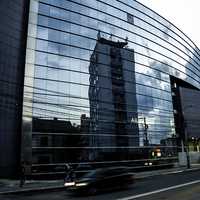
[24,0,200,162]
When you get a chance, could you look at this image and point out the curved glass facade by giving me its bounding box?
[23,0,200,174]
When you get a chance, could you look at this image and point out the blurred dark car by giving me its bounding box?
[75,164,93,178]
[64,167,135,195]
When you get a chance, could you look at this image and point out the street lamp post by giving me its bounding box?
[183,120,190,169]
[143,117,149,146]
[182,105,192,169]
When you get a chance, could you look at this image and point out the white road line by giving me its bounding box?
[117,180,200,200]
[162,170,184,175]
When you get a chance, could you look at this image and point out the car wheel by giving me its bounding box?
[88,187,97,195]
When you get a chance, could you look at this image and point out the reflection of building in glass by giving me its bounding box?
[31,116,91,174]
[32,117,83,164]
[89,37,139,160]
[1,0,200,178]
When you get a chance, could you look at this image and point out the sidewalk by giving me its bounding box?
[0,164,200,195]
[0,179,64,195]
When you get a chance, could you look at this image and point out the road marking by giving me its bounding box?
[117,180,200,200]
[162,170,184,175]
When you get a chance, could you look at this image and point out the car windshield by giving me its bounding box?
[81,168,106,179]
[81,167,127,179]
[81,170,97,179]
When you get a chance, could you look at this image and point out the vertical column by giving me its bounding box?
[21,0,39,172]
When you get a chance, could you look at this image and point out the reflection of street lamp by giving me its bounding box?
[183,119,190,169]
[182,105,192,169]
[143,117,149,146]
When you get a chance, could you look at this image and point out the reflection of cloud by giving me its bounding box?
[142,40,151,57]
[149,60,169,74]
[47,53,59,67]
[136,58,175,142]
[162,24,171,41]
[149,60,187,80]
[136,60,171,114]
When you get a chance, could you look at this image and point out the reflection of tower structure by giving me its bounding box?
[142,117,149,146]
[110,46,127,149]
[89,36,139,160]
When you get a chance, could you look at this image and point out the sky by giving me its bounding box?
[137,0,200,49]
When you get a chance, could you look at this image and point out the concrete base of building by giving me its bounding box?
[178,152,188,166]
[178,152,200,166]
[189,151,200,164]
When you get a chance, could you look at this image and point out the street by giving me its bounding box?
[1,169,200,200]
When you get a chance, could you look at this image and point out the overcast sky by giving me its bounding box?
[137,0,200,49]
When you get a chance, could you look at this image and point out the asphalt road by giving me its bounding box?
[134,183,200,200]
[1,169,200,200]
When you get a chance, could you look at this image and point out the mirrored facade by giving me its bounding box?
[22,0,200,174]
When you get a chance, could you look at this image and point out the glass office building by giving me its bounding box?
[21,0,200,175]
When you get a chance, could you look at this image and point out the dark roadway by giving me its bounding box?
[1,169,200,200]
